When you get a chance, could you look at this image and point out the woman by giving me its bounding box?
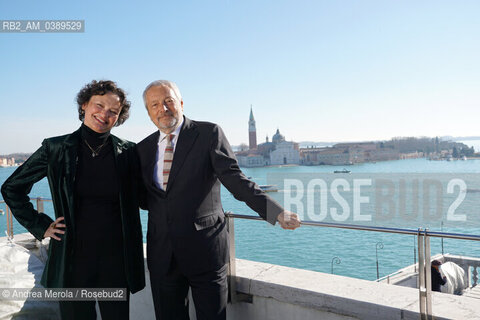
[1,80,145,319]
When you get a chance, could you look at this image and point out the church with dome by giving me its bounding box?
[235,107,300,167]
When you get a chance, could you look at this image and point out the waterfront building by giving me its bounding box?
[270,140,300,165]
[300,147,350,165]
[236,109,300,167]
[300,142,401,165]
[335,142,375,163]
[343,142,399,163]
[0,157,16,167]
[271,128,284,144]
[400,151,424,159]
[368,148,400,161]
[236,154,265,167]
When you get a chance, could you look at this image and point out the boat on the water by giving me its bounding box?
[334,168,351,173]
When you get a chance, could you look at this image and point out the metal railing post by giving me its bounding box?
[36,197,44,213]
[418,228,426,320]
[5,205,10,237]
[424,229,432,319]
[376,242,384,280]
[225,212,254,304]
[414,235,417,273]
[2,197,53,240]
[441,221,444,255]
[6,205,13,240]
[226,212,237,303]
[418,228,434,320]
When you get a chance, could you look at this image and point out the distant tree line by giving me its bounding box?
[452,146,475,158]
[378,137,474,156]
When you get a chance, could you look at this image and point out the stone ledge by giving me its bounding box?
[235,259,480,320]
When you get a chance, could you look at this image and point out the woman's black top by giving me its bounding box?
[73,124,123,258]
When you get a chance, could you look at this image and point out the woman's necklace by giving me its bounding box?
[84,140,106,158]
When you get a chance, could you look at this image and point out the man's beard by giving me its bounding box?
[158,115,179,131]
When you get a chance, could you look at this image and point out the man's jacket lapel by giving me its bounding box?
[167,117,198,191]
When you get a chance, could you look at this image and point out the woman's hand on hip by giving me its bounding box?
[44,216,66,241]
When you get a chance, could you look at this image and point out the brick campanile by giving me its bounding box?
[248,105,257,150]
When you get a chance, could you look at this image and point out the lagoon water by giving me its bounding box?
[1,158,479,281]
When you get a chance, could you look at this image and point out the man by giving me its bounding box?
[137,80,301,320]
[431,260,447,292]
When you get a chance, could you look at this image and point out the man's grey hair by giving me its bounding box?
[142,80,183,107]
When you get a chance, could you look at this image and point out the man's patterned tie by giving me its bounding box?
[163,134,174,190]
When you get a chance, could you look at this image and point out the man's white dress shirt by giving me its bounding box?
[153,117,184,190]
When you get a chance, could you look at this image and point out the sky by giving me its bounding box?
[0,0,479,154]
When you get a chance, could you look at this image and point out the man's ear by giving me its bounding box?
[181,100,184,110]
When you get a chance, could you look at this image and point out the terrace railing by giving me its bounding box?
[225,212,480,320]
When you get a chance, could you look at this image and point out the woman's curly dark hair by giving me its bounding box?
[76,80,131,126]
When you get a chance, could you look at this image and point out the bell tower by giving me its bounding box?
[248,105,257,150]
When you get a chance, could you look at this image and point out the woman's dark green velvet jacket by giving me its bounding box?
[1,128,145,293]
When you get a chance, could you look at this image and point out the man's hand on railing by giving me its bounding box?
[44,216,66,241]
[277,211,301,230]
